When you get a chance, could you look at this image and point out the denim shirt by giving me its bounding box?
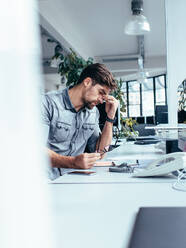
[41,88,100,179]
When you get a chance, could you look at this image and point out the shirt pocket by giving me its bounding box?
[53,121,71,142]
[82,123,95,141]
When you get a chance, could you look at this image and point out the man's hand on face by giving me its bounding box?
[104,96,119,119]
[72,153,101,169]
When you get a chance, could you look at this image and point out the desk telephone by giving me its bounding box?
[132,152,186,177]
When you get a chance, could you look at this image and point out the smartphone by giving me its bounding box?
[68,171,96,175]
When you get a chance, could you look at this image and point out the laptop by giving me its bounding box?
[128,207,186,248]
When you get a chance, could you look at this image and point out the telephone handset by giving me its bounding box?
[132,152,186,177]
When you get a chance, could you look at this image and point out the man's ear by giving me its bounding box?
[83,77,92,87]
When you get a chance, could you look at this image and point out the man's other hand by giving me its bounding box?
[72,153,101,169]
[104,96,119,119]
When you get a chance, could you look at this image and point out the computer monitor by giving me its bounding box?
[146,116,155,125]
[136,116,145,124]
[96,102,120,131]
[155,105,168,124]
[178,110,186,123]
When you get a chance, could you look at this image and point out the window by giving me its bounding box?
[128,81,140,117]
[122,74,167,117]
[142,78,154,116]
[155,75,166,105]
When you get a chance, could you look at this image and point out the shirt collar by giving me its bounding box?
[62,87,76,111]
[62,87,96,113]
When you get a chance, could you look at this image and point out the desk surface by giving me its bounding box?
[51,166,176,184]
[145,124,186,130]
[49,183,186,248]
[51,142,168,184]
[48,142,185,248]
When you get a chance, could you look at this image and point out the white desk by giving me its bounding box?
[48,142,186,248]
[145,123,186,130]
[49,183,186,248]
[50,166,176,184]
[51,142,169,184]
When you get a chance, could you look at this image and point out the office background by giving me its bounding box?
[38,0,186,126]
[1,1,186,248]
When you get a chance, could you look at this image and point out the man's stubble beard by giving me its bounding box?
[84,101,95,109]
[82,91,97,109]
[83,97,97,109]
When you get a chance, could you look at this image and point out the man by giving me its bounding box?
[42,63,118,179]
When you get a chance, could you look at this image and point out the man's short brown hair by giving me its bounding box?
[77,63,117,91]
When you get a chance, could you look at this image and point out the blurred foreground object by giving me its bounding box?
[0,1,54,248]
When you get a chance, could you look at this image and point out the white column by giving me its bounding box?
[165,0,186,124]
[0,1,53,248]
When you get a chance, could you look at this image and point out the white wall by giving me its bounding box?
[165,0,186,124]
[43,73,65,92]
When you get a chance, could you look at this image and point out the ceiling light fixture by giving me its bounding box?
[125,0,151,35]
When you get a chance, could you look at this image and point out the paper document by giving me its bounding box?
[94,161,113,167]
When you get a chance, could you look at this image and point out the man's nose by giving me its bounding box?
[98,97,104,104]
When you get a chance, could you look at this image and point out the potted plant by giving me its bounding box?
[111,78,126,113]
[51,48,94,87]
[120,117,139,139]
[111,78,138,139]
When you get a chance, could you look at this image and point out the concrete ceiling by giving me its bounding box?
[38,0,167,79]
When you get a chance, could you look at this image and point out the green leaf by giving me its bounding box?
[60,54,64,60]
